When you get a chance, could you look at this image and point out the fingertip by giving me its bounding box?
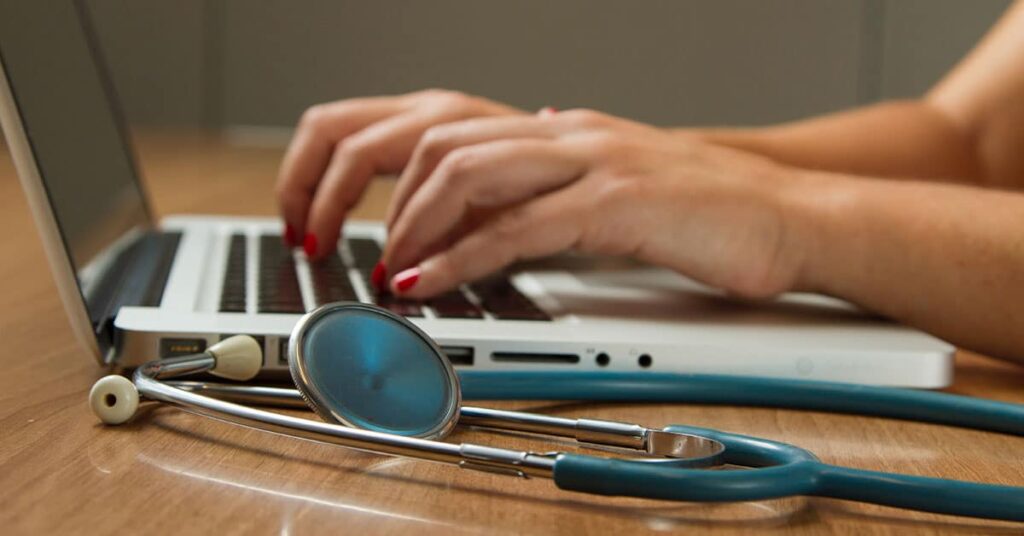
[277,192,310,246]
[283,223,298,247]
[390,266,421,295]
[302,232,319,258]
[371,261,387,291]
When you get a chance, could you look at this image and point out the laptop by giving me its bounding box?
[0,1,954,387]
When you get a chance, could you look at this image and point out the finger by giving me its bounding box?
[390,185,586,298]
[303,108,455,258]
[382,138,586,273]
[276,96,408,241]
[384,113,563,229]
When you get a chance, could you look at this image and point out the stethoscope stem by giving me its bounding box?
[166,381,723,461]
[135,356,558,479]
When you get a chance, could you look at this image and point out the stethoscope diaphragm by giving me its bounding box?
[288,302,462,439]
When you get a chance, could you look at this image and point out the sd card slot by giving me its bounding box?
[491,352,580,364]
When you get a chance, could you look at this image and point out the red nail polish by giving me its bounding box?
[283,224,297,247]
[371,261,387,290]
[393,267,421,293]
[303,233,318,257]
[538,106,557,117]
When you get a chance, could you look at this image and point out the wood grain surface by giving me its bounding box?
[1,131,1022,535]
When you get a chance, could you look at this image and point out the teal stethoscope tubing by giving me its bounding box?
[460,371,1024,521]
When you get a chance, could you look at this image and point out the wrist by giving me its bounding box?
[773,168,864,295]
[682,126,775,155]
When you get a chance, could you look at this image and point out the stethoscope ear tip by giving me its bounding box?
[208,335,263,381]
[89,375,140,425]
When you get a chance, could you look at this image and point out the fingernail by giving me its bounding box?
[283,224,297,247]
[371,261,387,290]
[392,267,421,293]
[538,106,557,117]
[303,233,318,257]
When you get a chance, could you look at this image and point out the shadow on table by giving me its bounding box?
[103,406,1024,534]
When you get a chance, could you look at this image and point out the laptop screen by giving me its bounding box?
[0,0,149,274]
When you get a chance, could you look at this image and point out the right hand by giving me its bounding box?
[275,89,522,259]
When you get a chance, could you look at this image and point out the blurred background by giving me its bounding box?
[85,0,1010,139]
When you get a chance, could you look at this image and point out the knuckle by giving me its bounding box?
[431,253,464,282]
[298,104,331,132]
[424,89,475,113]
[435,147,479,188]
[334,136,372,162]
[490,211,527,244]
[275,181,305,208]
[560,108,609,129]
[579,131,626,159]
[593,173,640,208]
[414,88,455,100]
[274,180,291,201]
[418,126,458,161]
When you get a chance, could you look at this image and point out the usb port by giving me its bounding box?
[278,337,290,366]
[159,338,207,358]
[441,346,475,366]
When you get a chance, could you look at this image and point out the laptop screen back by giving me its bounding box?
[0,0,149,273]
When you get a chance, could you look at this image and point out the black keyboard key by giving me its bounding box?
[428,290,483,319]
[347,238,382,269]
[470,276,551,321]
[309,253,357,305]
[258,235,305,314]
[376,294,424,317]
[220,234,247,312]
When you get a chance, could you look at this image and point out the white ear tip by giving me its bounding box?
[208,335,262,381]
[90,375,140,425]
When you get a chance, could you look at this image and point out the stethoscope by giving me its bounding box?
[89,302,1024,522]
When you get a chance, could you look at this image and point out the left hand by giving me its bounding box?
[381,109,814,300]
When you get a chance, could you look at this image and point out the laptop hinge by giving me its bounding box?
[86,231,182,357]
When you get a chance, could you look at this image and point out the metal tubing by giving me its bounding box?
[139,360,556,478]
[164,380,725,462]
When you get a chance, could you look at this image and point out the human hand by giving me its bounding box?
[275,89,522,258]
[380,109,814,299]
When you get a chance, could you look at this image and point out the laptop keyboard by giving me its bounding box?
[219,233,550,321]
[258,236,305,314]
[219,234,247,313]
[308,250,358,304]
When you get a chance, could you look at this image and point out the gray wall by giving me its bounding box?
[87,0,1012,131]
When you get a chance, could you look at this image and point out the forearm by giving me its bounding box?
[685,100,983,184]
[789,172,1024,363]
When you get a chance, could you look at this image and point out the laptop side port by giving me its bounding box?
[442,346,475,366]
[278,337,290,366]
[159,338,207,358]
[491,352,580,364]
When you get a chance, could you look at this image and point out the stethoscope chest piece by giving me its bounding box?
[288,302,461,439]
[86,300,1024,522]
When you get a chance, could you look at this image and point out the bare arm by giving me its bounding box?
[276,3,1024,363]
[690,0,1024,189]
[793,171,1024,364]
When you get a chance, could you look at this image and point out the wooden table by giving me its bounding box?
[2,131,1023,535]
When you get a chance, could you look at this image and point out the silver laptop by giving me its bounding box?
[0,1,954,387]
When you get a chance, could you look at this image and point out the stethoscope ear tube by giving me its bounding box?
[552,424,1024,522]
[466,372,1024,521]
[555,425,821,502]
[459,371,1024,436]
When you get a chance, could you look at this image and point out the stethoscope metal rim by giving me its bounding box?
[288,301,463,441]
